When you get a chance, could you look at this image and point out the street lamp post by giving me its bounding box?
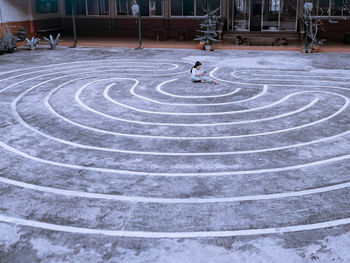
[132,1,142,49]
[71,0,77,47]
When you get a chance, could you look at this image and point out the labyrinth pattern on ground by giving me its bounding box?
[0,59,350,238]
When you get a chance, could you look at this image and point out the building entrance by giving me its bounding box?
[229,0,298,32]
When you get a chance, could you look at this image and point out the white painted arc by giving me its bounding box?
[132,80,243,106]
[0,214,349,238]
[155,79,242,99]
[14,98,326,156]
[1,139,350,177]
[252,72,350,80]
[75,85,350,127]
[1,176,350,204]
[230,70,350,88]
[0,65,190,94]
[45,75,350,134]
[3,61,350,238]
[12,87,350,156]
[235,71,350,83]
[104,82,313,117]
[0,58,191,79]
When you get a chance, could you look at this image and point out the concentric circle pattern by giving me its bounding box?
[0,58,350,239]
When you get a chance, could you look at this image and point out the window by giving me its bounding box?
[36,0,58,14]
[318,0,330,15]
[116,0,162,16]
[316,0,349,16]
[270,0,281,11]
[139,0,150,16]
[196,0,221,16]
[116,0,131,15]
[171,0,194,16]
[65,0,87,15]
[332,0,343,15]
[150,0,162,16]
[263,0,280,30]
[172,0,220,16]
[87,0,109,15]
[171,0,183,15]
[233,0,249,30]
[280,0,297,30]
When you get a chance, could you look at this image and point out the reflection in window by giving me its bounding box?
[343,0,350,15]
[116,0,162,16]
[87,0,109,15]
[150,0,162,16]
[318,0,330,15]
[263,0,280,30]
[196,0,221,16]
[170,0,194,16]
[138,0,150,16]
[233,0,249,30]
[332,0,343,15]
[317,0,350,16]
[36,0,58,14]
[116,0,131,15]
[183,0,194,15]
[65,0,87,15]
[280,0,297,30]
[270,0,281,11]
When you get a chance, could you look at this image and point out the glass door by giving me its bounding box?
[231,0,250,31]
[262,0,280,30]
[250,0,262,30]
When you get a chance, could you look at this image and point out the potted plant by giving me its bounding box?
[194,6,220,51]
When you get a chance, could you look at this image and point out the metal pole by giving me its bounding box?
[138,10,142,48]
[71,0,77,47]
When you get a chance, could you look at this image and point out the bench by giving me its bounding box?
[151,28,167,41]
[175,28,190,41]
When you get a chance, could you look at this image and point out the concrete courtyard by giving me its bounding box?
[0,46,350,262]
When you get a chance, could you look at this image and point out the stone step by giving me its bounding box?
[223,31,301,45]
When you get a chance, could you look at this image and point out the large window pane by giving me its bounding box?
[332,0,343,15]
[100,0,109,14]
[233,0,249,30]
[65,0,87,15]
[344,0,350,15]
[87,0,109,15]
[150,0,162,16]
[183,0,194,15]
[116,0,130,15]
[171,0,182,15]
[196,0,207,16]
[280,0,297,30]
[36,0,58,13]
[87,0,99,14]
[318,0,330,15]
[196,0,220,16]
[263,0,280,30]
[139,0,150,16]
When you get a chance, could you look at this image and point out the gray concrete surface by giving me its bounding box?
[0,46,350,262]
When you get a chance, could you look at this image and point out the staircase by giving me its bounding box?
[223,31,301,46]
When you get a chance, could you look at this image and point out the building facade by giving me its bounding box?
[0,0,349,42]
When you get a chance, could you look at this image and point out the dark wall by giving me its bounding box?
[62,17,201,38]
[34,18,62,30]
[318,19,350,42]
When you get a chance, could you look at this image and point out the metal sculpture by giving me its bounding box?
[25,37,40,51]
[43,33,60,50]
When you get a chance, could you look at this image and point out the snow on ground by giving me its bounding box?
[0,46,350,262]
